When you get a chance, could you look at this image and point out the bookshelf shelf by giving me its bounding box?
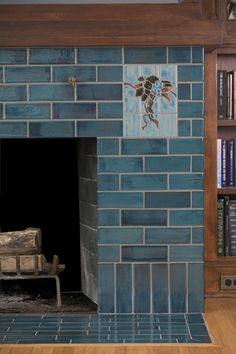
[218,120,236,126]
[217,188,236,194]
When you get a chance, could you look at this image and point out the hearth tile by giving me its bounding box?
[5,67,50,83]
[178,84,191,100]
[188,264,204,313]
[190,336,211,343]
[189,324,209,336]
[178,101,203,118]
[133,264,150,313]
[53,66,96,82]
[0,104,2,118]
[170,264,186,313]
[178,120,191,136]
[97,138,119,155]
[192,83,203,100]
[116,264,132,313]
[98,157,143,173]
[98,66,123,82]
[124,47,167,64]
[178,65,203,82]
[192,227,204,243]
[146,227,190,244]
[29,84,74,101]
[98,245,120,262]
[29,121,75,138]
[53,103,96,119]
[0,122,27,138]
[0,85,27,101]
[29,48,75,64]
[98,192,143,208]
[145,156,190,172]
[169,246,203,262]
[0,49,27,64]
[192,120,203,137]
[98,102,123,119]
[77,48,122,64]
[99,228,143,244]
[0,68,2,83]
[77,120,122,137]
[121,174,167,190]
[77,84,122,101]
[146,191,190,208]
[5,103,51,119]
[169,210,203,226]
[97,209,119,226]
[152,264,168,313]
[122,138,167,155]
[170,138,203,155]
[192,191,204,208]
[98,264,115,313]
[169,174,203,190]
[192,47,204,63]
[98,175,119,191]
[121,210,167,227]
[122,245,167,262]
[185,314,205,323]
[168,47,191,64]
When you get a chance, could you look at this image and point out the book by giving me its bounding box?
[217,70,227,119]
[221,139,227,187]
[224,196,230,256]
[227,71,234,119]
[217,198,225,256]
[217,139,222,188]
[228,199,236,256]
[227,139,235,187]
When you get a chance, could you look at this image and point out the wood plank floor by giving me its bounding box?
[0,298,235,354]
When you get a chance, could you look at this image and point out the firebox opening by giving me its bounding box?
[0,138,97,312]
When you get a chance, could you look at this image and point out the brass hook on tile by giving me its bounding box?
[68,76,77,88]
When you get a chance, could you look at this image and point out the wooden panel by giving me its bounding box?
[205,262,236,296]
[0,4,221,47]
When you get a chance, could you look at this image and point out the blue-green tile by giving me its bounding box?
[98,175,119,191]
[122,246,167,262]
[0,86,26,101]
[145,156,190,172]
[122,138,167,155]
[77,48,122,64]
[134,264,150,313]
[170,264,186,313]
[5,67,50,83]
[0,49,27,64]
[77,84,122,101]
[192,227,204,243]
[98,102,123,119]
[29,121,75,138]
[5,103,50,119]
[98,245,120,262]
[170,210,203,226]
[192,83,203,100]
[53,66,96,82]
[178,120,191,136]
[169,174,203,190]
[188,263,204,312]
[116,264,132,313]
[97,209,119,226]
[97,138,119,155]
[178,84,191,100]
[178,102,203,118]
[192,156,203,172]
[192,120,203,137]
[29,84,74,101]
[0,122,27,137]
[98,192,143,208]
[192,191,204,208]
[124,47,167,64]
[146,192,190,208]
[168,47,191,63]
[146,228,190,244]
[99,228,143,244]
[77,121,122,137]
[178,65,203,82]
[0,68,2,83]
[98,157,143,173]
[186,314,205,324]
[0,104,3,118]
[53,103,96,119]
[170,245,203,262]
[121,174,167,190]
[98,66,122,82]
[189,324,209,336]
[98,264,114,313]
[192,47,204,63]
[169,138,203,154]
[122,210,167,226]
[152,264,169,313]
[29,48,75,64]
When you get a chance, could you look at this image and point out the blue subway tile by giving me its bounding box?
[0,104,2,118]
[97,138,119,155]
[170,245,203,262]
[178,102,203,118]
[188,263,204,312]
[53,66,96,82]
[192,156,203,172]
[178,65,203,82]
[0,86,27,101]
[122,139,167,155]
[169,174,203,190]
[178,84,190,100]
[192,191,204,208]
[121,174,167,190]
[122,246,167,262]
[178,120,191,136]
[98,264,114,313]
[152,264,169,313]
[77,48,122,64]
[170,264,186,313]
[145,156,190,172]
[124,47,167,64]
[0,122,27,138]
[146,228,190,244]
[169,138,203,154]
[192,227,204,244]
[98,175,119,191]
[29,48,75,64]
[122,210,167,226]
[116,264,132,313]
[192,83,203,100]
[98,245,120,262]
[77,121,122,137]
[5,67,50,83]
[145,192,190,208]
[0,68,2,83]
[77,84,122,101]
[5,103,50,119]
[185,314,205,324]
[98,66,122,82]
[98,102,123,119]
[98,157,143,173]
[168,47,191,63]
[53,103,96,119]
[192,47,204,63]
[134,264,150,313]
[98,192,143,208]
[0,49,27,64]
[29,84,74,101]
[170,210,203,226]
[99,228,143,244]
[29,121,75,138]
[192,120,203,137]
[97,209,119,226]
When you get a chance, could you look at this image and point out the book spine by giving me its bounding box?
[217,70,227,119]
[227,139,235,187]
[217,198,225,256]
[217,139,222,188]
[222,140,227,187]
[227,72,233,119]
[224,196,230,256]
[228,199,236,256]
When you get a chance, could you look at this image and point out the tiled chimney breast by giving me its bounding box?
[0,47,204,314]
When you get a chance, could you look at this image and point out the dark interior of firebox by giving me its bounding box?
[0,138,96,312]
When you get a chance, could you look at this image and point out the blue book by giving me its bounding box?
[221,140,227,187]
[227,139,235,187]
[217,139,222,188]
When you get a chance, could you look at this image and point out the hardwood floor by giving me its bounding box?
[0,298,235,354]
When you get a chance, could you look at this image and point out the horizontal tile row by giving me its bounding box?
[98,263,203,313]
[0,47,203,65]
